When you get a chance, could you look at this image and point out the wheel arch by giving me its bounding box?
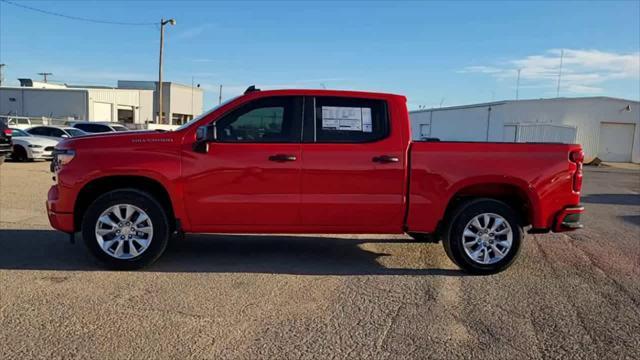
[74,175,176,232]
[442,180,539,230]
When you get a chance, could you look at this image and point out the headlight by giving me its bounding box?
[51,149,76,172]
[28,144,43,148]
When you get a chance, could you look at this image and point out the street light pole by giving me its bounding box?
[0,64,5,87]
[158,18,176,124]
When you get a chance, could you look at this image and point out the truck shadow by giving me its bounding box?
[582,193,640,206]
[0,230,466,276]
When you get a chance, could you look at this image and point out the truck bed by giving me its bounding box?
[406,141,582,233]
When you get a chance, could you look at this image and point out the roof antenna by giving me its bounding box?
[244,85,260,94]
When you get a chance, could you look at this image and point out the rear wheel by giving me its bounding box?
[81,189,170,270]
[443,199,522,274]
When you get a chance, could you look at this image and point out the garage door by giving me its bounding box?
[93,102,112,122]
[598,123,635,162]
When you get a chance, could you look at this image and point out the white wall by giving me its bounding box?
[410,104,505,142]
[87,88,153,124]
[499,98,640,163]
[410,97,640,163]
[0,88,88,119]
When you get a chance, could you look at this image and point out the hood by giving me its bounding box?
[56,129,181,150]
[14,135,60,147]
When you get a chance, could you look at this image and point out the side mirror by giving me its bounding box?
[61,134,69,138]
[193,124,217,153]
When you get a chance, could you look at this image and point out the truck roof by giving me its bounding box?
[242,88,407,101]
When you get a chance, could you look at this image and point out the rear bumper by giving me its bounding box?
[553,205,584,232]
[46,186,74,233]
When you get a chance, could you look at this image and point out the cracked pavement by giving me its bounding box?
[1,162,639,359]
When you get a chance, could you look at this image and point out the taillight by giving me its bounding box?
[3,129,11,136]
[570,150,584,163]
[570,150,584,192]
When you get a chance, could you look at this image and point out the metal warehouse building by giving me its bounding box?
[118,80,204,125]
[410,97,640,163]
[0,80,154,124]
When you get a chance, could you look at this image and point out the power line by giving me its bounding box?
[0,0,156,26]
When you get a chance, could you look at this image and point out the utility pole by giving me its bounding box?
[0,64,5,87]
[38,72,52,83]
[191,76,194,118]
[158,18,176,124]
[218,84,222,105]
[516,68,521,100]
[556,49,564,98]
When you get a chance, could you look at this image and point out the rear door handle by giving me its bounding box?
[269,154,297,162]
[372,155,400,163]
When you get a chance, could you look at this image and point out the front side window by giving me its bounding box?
[49,128,65,137]
[215,96,302,143]
[313,97,389,143]
[66,128,86,137]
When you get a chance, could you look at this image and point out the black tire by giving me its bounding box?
[81,189,170,270]
[12,145,28,162]
[443,198,522,275]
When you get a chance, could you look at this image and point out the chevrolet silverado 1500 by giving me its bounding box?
[47,88,584,273]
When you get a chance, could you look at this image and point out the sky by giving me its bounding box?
[0,0,639,110]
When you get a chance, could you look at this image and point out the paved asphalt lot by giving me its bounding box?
[1,161,638,359]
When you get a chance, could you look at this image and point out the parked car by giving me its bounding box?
[9,128,59,162]
[0,116,33,130]
[68,121,130,133]
[0,118,12,163]
[27,125,88,139]
[47,88,584,273]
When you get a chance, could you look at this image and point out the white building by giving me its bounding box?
[118,80,204,125]
[0,80,154,124]
[410,97,640,163]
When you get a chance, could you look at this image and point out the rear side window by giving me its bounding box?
[313,97,388,143]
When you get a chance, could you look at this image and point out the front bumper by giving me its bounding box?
[30,149,53,160]
[553,205,584,232]
[47,186,74,233]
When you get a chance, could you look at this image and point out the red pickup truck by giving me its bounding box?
[47,88,584,273]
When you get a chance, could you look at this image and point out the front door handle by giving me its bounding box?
[269,154,297,162]
[372,155,400,163]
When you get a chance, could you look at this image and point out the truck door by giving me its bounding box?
[300,96,406,232]
[182,96,303,229]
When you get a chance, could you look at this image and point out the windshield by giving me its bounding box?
[175,96,239,131]
[66,128,87,137]
[10,128,30,137]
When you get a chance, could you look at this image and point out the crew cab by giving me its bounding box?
[47,88,584,273]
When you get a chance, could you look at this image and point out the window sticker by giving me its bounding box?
[321,106,373,132]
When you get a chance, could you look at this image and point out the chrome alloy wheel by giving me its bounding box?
[94,204,153,260]
[462,213,513,265]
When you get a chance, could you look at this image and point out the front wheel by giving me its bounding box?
[443,199,522,274]
[81,189,170,270]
